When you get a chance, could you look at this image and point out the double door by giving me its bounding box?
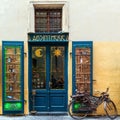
[29,44,68,112]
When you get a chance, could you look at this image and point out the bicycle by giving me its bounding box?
[68,88,118,120]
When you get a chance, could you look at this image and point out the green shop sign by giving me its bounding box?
[28,33,69,42]
[4,102,22,111]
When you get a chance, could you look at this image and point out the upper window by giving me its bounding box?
[35,9,62,32]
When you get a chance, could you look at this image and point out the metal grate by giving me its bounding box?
[35,9,62,32]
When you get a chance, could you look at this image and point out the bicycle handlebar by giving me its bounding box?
[100,87,109,96]
[75,88,109,96]
[106,87,109,93]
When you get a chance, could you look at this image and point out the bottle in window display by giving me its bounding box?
[37,78,40,88]
[37,84,40,88]
[37,78,40,82]
[80,56,83,63]
[12,65,16,73]
[9,84,13,91]
[9,65,13,72]
[41,81,44,88]
[7,56,12,63]
[9,65,16,73]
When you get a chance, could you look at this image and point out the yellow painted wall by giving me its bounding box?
[24,42,29,114]
[93,41,120,115]
[68,41,72,104]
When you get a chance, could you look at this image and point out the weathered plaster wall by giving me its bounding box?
[93,41,120,115]
[0,0,29,41]
[69,0,120,41]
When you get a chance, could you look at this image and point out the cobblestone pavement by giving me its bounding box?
[0,115,119,120]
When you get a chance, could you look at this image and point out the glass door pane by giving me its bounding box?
[50,46,64,89]
[5,46,21,101]
[3,42,24,114]
[75,48,91,93]
[32,47,46,89]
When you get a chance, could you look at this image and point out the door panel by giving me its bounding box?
[50,93,67,111]
[34,94,48,111]
[30,45,67,112]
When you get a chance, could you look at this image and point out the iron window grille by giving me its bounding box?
[35,9,62,32]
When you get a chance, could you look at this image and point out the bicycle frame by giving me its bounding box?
[70,88,110,112]
[68,88,118,120]
[90,94,109,110]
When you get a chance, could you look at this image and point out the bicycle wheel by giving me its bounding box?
[68,100,88,120]
[104,100,118,119]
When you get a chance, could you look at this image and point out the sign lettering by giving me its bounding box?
[28,33,69,42]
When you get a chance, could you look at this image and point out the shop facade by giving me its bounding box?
[28,33,69,112]
[1,34,93,114]
[0,0,120,115]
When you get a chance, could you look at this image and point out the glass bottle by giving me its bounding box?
[41,81,44,88]
[8,56,12,63]
[9,85,13,91]
[9,65,13,72]
[80,56,83,63]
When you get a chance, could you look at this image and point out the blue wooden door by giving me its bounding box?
[29,44,68,112]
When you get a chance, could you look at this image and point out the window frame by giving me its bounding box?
[34,8,62,32]
[72,41,93,95]
[28,1,69,33]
